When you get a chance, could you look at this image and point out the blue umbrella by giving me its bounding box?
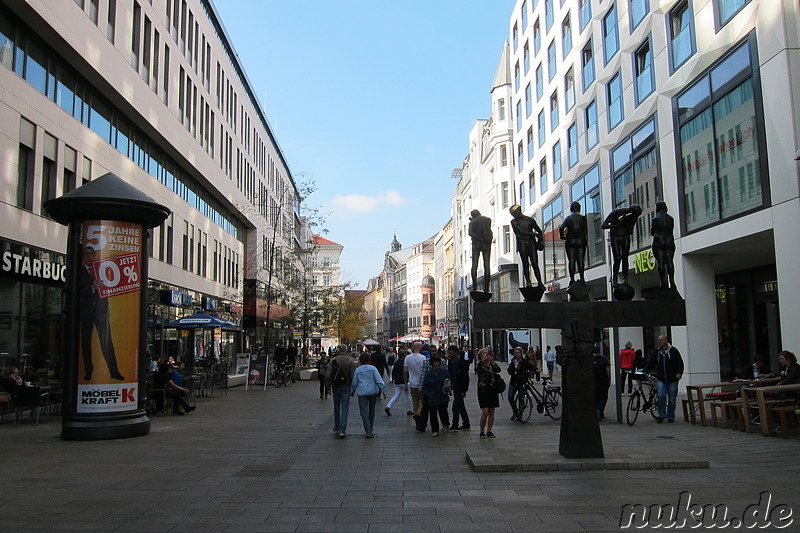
[167,311,240,329]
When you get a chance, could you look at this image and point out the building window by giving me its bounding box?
[562,15,572,58]
[513,23,519,50]
[535,64,543,100]
[607,71,624,130]
[539,158,549,195]
[676,40,765,232]
[567,122,579,168]
[669,0,695,71]
[547,42,557,81]
[523,42,530,74]
[538,111,546,146]
[517,141,524,172]
[106,0,116,42]
[500,144,509,167]
[579,0,592,32]
[542,194,565,282]
[553,141,563,182]
[533,19,541,54]
[503,225,511,254]
[603,4,619,64]
[498,98,506,120]
[528,170,536,203]
[582,41,595,92]
[525,83,532,117]
[527,127,535,161]
[565,67,575,110]
[516,100,523,131]
[550,92,559,130]
[515,61,520,92]
[519,182,526,208]
[522,0,528,28]
[571,164,604,267]
[611,116,660,250]
[501,182,510,208]
[585,100,598,150]
[545,0,554,31]
[630,0,649,30]
[634,37,654,105]
[716,0,750,28]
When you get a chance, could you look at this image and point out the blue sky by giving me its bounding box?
[214,1,515,288]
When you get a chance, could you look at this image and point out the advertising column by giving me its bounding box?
[77,221,143,413]
[45,172,170,440]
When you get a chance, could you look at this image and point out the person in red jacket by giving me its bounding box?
[619,341,636,395]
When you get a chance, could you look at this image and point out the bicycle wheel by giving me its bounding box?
[518,392,533,423]
[626,390,641,426]
[648,390,660,419]
[545,389,562,420]
[275,370,284,388]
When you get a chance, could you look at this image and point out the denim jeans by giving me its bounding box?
[332,385,350,433]
[546,361,555,377]
[508,384,519,417]
[656,380,679,420]
[358,394,378,434]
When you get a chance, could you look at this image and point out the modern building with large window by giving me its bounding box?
[0,0,300,379]
[498,0,799,383]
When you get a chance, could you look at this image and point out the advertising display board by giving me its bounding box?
[246,353,268,390]
[508,329,532,357]
[77,220,143,413]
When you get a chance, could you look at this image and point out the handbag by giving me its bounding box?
[495,373,506,394]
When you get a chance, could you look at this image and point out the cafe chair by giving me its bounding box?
[0,391,12,423]
[13,386,44,424]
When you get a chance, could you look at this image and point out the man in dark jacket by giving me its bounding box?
[447,345,471,430]
[370,345,388,379]
[645,335,684,423]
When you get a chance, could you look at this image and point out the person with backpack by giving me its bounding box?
[316,352,330,399]
[325,344,356,438]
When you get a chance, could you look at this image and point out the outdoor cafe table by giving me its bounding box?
[740,382,800,436]
[685,377,778,427]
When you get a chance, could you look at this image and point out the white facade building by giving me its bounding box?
[497,0,800,382]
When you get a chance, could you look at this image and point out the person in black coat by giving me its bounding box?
[447,345,471,430]
[370,345,388,379]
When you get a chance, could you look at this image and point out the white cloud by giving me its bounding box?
[331,190,407,213]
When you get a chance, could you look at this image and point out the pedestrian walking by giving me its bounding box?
[644,335,684,423]
[593,345,610,420]
[351,352,386,439]
[619,341,636,395]
[385,350,411,416]
[421,355,450,436]
[404,341,427,421]
[325,344,356,438]
[544,345,556,377]
[316,352,330,399]
[447,344,470,430]
[475,348,502,438]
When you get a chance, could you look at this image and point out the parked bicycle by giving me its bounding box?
[626,372,658,425]
[272,361,292,388]
[515,375,563,422]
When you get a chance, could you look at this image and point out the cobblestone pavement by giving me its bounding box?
[1,378,798,532]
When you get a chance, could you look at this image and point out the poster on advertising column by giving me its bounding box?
[77,220,143,413]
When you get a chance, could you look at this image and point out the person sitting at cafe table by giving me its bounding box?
[741,354,775,379]
[161,362,196,416]
[777,351,800,390]
[3,367,27,398]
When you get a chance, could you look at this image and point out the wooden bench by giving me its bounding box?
[769,405,800,439]
[710,399,743,429]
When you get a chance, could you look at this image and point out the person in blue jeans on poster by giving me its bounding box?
[351,352,386,439]
[644,335,684,423]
